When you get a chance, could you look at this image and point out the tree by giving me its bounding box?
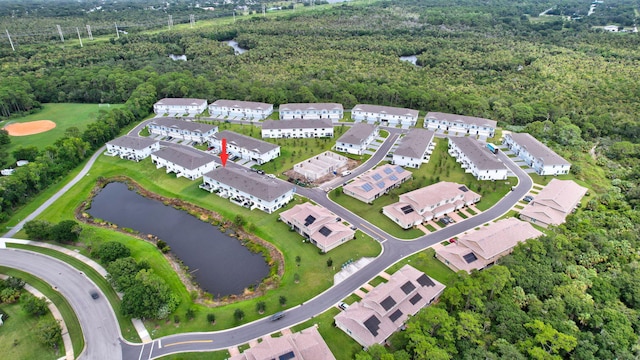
[12,146,40,162]
[234,309,245,321]
[50,220,82,243]
[24,220,52,240]
[36,319,62,349]
[96,241,131,264]
[256,301,266,314]
[279,296,287,306]
[327,258,333,267]
[0,129,10,145]
[106,257,142,291]
[121,269,178,319]
[21,293,49,317]
[207,313,216,324]
[186,307,196,320]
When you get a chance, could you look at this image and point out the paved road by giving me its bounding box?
[0,249,124,360]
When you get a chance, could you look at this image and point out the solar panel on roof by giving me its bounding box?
[401,281,416,295]
[459,186,469,192]
[361,183,374,192]
[376,181,386,189]
[389,309,403,322]
[381,296,397,311]
[319,226,332,237]
[364,315,381,336]
[372,173,382,181]
[409,293,423,305]
[279,351,295,360]
[304,215,316,227]
[389,174,398,181]
[417,274,436,287]
[383,167,394,175]
[463,252,478,264]
[395,166,404,173]
[401,205,414,214]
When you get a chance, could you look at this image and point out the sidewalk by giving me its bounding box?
[0,238,152,343]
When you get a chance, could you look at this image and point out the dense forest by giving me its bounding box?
[1,0,640,358]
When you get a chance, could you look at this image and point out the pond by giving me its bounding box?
[87,182,270,297]
[224,40,247,55]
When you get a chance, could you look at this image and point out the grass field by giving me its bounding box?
[0,266,84,358]
[2,103,122,164]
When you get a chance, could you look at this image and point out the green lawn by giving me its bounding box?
[386,248,457,287]
[0,266,84,357]
[329,139,513,239]
[3,103,122,164]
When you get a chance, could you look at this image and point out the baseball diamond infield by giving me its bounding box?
[3,120,57,136]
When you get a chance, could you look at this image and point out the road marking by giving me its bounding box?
[163,340,213,347]
[359,223,386,242]
[158,339,162,348]
[147,340,155,360]
[137,343,146,360]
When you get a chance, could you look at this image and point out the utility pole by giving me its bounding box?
[233,11,236,22]
[115,23,120,39]
[5,29,15,51]
[168,15,173,29]
[86,24,93,40]
[189,14,195,28]
[56,25,64,42]
[76,27,83,47]
[262,4,266,17]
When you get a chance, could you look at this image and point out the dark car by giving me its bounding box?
[270,312,285,321]
[523,195,534,203]
[90,291,99,300]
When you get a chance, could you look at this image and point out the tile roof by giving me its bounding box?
[152,146,217,170]
[155,98,207,106]
[520,179,587,226]
[393,129,435,158]
[280,203,354,250]
[262,118,334,130]
[213,130,279,154]
[506,133,570,166]
[107,135,158,150]
[148,117,217,133]
[204,167,294,202]
[210,99,273,110]
[459,218,543,259]
[279,103,344,112]
[352,104,419,118]
[337,123,377,145]
[425,112,497,128]
[344,164,411,202]
[228,326,335,360]
[449,136,507,171]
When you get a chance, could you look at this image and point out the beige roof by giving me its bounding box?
[352,104,419,118]
[506,133,570,166]
[425,112,497,128]
[337,123,377,145]
[436,243,491,273]
[343,164,411,202]
[280,203,354,250]
[449,137,507,171]
[520,179,587,226]
[229,326,335,360]
[394,129,435,158]
[335,265,445,347]
[211,99,272,110]
[155,98,207,106]
[459,218,543,259]
[279,103,343,112]
[400,182,480,212]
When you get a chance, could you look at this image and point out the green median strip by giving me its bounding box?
[0,266,85,356]
[6,243,141,343]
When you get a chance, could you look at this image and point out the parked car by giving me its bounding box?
[271,312,285,321]
[338,302,349,310]
[523,195,534,203]
[257,170,265,175]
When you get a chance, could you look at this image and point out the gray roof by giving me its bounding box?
[394,129,435,158]
[449,137,507,171]
[204,167,294,202]
[352,104,419,118]
[337,123,377,145]
[107,135,158,150]
[262,118,334,130]
[148,117,217,133]
[211,99,273,110]
[426,112,497,128]
[213,130,279,154]
[507,133,570,166]
[152,146,217,170]
[279,103,344,111]
[155,98,207,106]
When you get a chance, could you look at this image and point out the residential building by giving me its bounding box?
[280,203,355,253]
[334,123,379,155]
[383,182,481,229]
[201,167,295,214]
[147,117,218,144]
[435,218,543,273]
[392,129,435,168]
[424,112,497,137]
[228,325,335,360]
[351,104,419,127]
[448,137,508,180]
[106,135,160,161]
[279,103,344,122]
[335,265,445,348]
[343,164,412,204]
[502,132,571,175]
[151,146,218,180]
[208,100,273,120]
[209,130,280,165]
[519,179,587,227]
[153,98,207,115]
[293,151,348,181]
[261,119,334,139]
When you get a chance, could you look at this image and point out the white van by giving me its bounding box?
[341,171,351,177]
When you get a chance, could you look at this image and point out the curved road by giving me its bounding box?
[1,123,532,359]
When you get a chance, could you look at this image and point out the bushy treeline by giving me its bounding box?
[0,82,157,223]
